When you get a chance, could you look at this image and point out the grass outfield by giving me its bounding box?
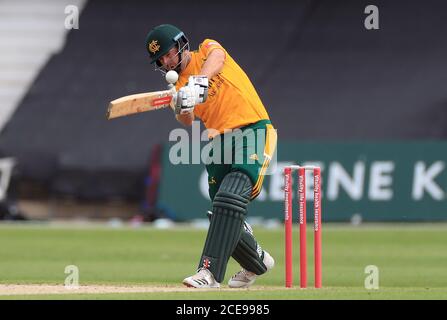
[0,222,446,299]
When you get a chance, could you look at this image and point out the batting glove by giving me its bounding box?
[175,86,195,115]
[188,75,208,104]
[174,76,209,115]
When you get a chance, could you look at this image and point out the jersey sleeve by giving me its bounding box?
[198,39,227,59]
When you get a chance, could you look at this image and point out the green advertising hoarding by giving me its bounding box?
[157,141,447,222]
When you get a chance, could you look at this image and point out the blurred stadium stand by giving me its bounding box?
[0,0,445,220]
[0,0,87,131]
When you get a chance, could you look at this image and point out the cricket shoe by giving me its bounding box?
[228,250,275,288]
[183,268,220,288]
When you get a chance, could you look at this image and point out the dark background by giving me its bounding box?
[0,0,446,203]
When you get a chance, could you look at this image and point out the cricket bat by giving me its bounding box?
[106,86,176,120]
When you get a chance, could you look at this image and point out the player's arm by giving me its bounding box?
[174,85,197,126]
[200,48,226,78]
[174,74,210,126]
[174,48,225,126]
[175,111,194,126]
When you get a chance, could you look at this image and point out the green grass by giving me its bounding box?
[0,222,447,299]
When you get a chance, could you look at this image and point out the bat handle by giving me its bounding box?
[168,84,177,110]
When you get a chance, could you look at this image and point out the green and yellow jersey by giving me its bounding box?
[175,39,270,135]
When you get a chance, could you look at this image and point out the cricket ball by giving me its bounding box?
[165,70,179,84]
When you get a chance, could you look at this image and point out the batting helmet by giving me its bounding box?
[145,24,189,67]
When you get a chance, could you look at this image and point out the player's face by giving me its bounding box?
[158,47,180,71]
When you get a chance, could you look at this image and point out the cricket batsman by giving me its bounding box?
[145,24,277,288]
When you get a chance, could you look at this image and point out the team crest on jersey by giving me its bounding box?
[148,40,161,54]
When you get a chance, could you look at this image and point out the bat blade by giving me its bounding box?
[107,89,174,120]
